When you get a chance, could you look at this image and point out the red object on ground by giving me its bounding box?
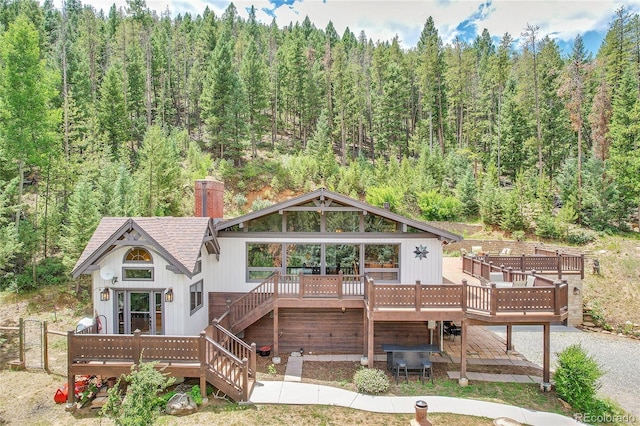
[258,345,272,356]
[53,376,90,404]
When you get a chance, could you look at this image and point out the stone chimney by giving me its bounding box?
[195,178,224,219]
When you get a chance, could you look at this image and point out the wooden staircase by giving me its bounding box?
[203,323,257,402]
[198,274,281,401]
[227,273,278,334]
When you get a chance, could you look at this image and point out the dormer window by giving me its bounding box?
[123,247,154,281]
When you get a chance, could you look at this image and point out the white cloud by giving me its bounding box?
[54,0,640,51]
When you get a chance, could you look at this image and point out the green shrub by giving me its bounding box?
[190,385,203,405]
[554,344,612,418]
[101,360,175,426]
[512,230,525,242]
[416,190,462,221]
[535,214,562,239]
[566,228,597,245]
[13,257,68,291]
[353,367,390,395]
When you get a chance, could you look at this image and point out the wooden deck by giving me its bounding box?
[69,265,570,402]
[66,324,256,405]
[225,272,568,331]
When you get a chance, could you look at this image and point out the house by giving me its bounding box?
[72,178,462,344]
[70,178,568,402]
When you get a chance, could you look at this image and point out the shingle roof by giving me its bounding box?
[72,217,216,278]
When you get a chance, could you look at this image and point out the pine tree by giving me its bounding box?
[240,7,269,158]
[558,34,591,221]
[201,34,246,163]
[98,63,130,161]
[134,126,183,216]
[306,110,337,184]
[60,177,101,272]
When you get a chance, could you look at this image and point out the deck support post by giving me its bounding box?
[367,312,374,368]
[66,330,75,408]
[43,320,49,373]
[273,305,279,356]
[506,324,513,353]
[458,320,468,386]
[362,307,368,357]
[541,322,551,391]
[199,332,208,403]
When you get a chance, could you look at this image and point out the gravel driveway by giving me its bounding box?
[488,325,640,419]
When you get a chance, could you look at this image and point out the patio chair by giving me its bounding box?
[525,275,536,287]
[499,247,512,255]
[489,272,512,288]
[443,321,461,342]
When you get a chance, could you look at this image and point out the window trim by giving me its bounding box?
[246,242,283,283]
[190,280,203,315]
[123,247,153,263]
[122,266,154,281]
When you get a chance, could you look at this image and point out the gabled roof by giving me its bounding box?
[72,217,218,279]
[215,188,462,242]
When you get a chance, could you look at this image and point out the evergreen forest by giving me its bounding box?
[1,0,639,290]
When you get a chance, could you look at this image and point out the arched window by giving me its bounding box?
[124,247,153,263]
[123,248,154,281]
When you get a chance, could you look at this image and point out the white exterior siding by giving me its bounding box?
[92,246,195,335]
[208,236,443,292]
[400,239,443,284]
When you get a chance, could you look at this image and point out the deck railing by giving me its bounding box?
[68,327,256,403]
[365,279,567,316]
[465,281,568,315]
[202,334,251,401]
[207,322,256,380]
[228,273,277,328]
[278,273,364,298]
[463,251,584,279]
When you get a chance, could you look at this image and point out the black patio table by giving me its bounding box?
[381,344,440,371]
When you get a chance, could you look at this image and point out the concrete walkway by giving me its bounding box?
[270,353,579,425]
[249,380,581,425]
[283,355,303,382]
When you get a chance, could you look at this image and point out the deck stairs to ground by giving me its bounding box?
[226,277,276,334]
[203,352,255,401]
[203,321,257,402]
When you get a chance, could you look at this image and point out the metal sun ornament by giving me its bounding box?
[414,245,429,260]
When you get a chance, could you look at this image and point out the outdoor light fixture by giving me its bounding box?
[100,287,110,301]
[165,288,174,303]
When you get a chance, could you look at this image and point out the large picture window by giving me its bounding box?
[286,211,320,232]
[325,244,360,275]
[364,244,400,282]
[248,213,282,232]
[190,280,203,315]
[247,243,282,281]
[285,243,321,274]
[325,211,360,232]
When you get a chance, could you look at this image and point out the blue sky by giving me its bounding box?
[73,0,640,54]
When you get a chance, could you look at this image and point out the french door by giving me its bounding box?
[116,290,164,335]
